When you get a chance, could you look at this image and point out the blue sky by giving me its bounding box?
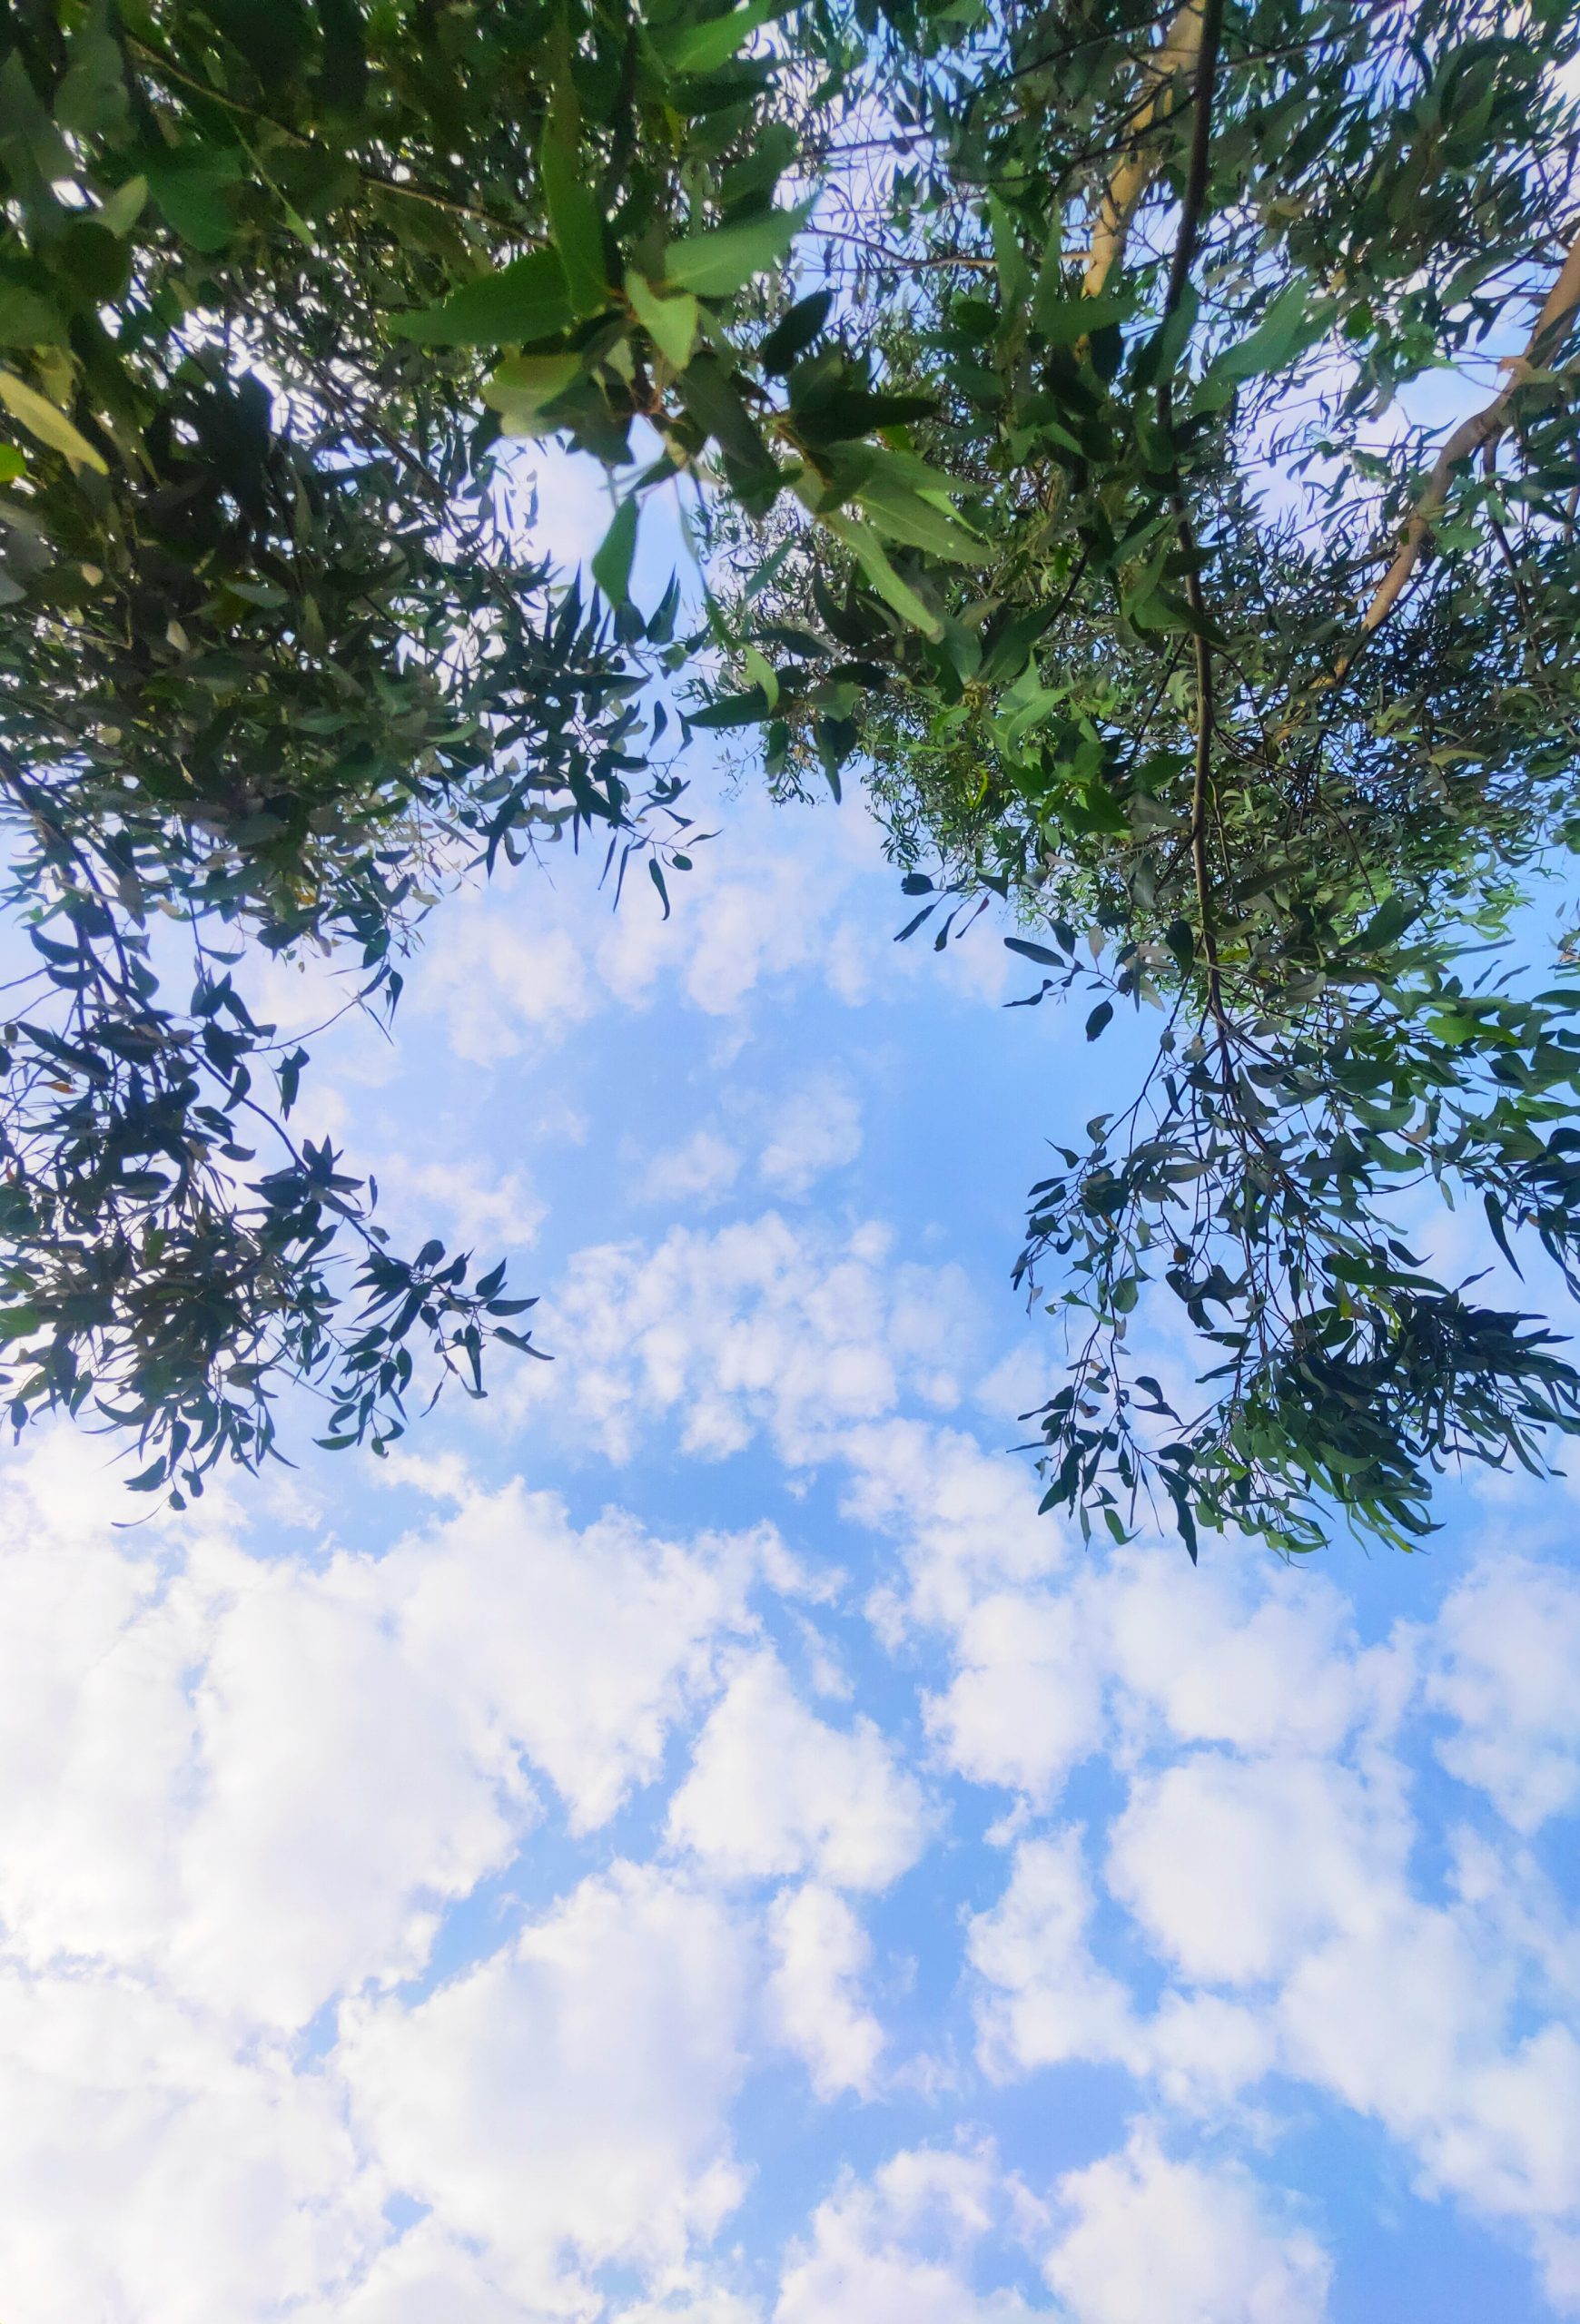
[4,443,1580,2324]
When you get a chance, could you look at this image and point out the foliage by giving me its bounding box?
[5,0,1580,1552]
[690,0,1580,1553]
[0,0,727,1493]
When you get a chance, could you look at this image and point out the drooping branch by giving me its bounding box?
[1155,0,1227,1022]
[1081,0,1208,298]
[1356,222,1580,644]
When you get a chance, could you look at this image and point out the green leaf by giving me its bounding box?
[541,75,608,317]
[1085,999,1113,1040]
[824,513,943,639]
[145,153,242,253]
[315,0,369,113]
[54,20,129,138]
[483,350,584,433]
[1031,210,1067,338]
[689,688,771,727]
[1059,777,1129,835]
[661,0,782,74]
[987,193,1032,316]
[742,642,780,707]
[0,368,107,473]
[761,290,833,373]
[1195,281,1333,412]
[95,174,149,238]
[390,249,572,346]
[663,204,809,299]
[674,352,775,475]
[1484,1189,1524,1277]
[1348,894,1414,953]
[0,282,64,347]
[1037,287,1131,346]
[591,495,639,606]
[625,271,700,371]
[854,473,986,562]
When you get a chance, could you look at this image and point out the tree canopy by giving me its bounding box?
[3,0,1580,1551]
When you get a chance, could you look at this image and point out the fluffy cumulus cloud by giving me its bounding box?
[0,1969,378,2324]
[341,1862,753,2309]
[968,1830,1143,2080]
[1424,1556,1580,1832]
[956,1539,1580,2298]
[1044,2127,1332,2324]
[765,1882,885,2099]
[775,2146,1035,2324]
[667,1649,928,1891]
[544,1214,978,1465]
[6,1131,1580,2324]
[411,786,913,1066]
[1104,1753,1411,1990]
[926,1590,1105,1803]
[757,1072,864,1196]
[0,1453,783,2030]
[643,1127,746,1208]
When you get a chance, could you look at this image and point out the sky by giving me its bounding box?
[5,445,1580,2324]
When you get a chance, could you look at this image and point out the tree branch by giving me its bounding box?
[1355,222,1580,647]
[1081,0,1208,299]
[1154,0,1227,1022]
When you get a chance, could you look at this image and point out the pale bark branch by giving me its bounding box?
[1082,0,1208,299]
[1356,222,1580,646]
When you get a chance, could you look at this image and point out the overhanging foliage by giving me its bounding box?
[4,0,1580,1552]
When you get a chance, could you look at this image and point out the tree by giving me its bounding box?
[699,0,1580,1554]
[5,0,1580,1556]
[0,0,803,1498]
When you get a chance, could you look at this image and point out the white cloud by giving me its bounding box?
[758,1073,863,1196]
[776,2147,1036,2324]
[304,2216,525,2323]
[402,756,1024,1091]
[0,1452,772,2027]
[667,1650,928,1891]
[1279,1905,1580,2238]
[1105,1755,1409,1991]
[645,1128,745,1207]
[374,1156,547,1252]
[969,1834,1277,2112]
[1044,2126,1331,2324]
[766,1882,885,2099]
[341,1862,751,2310]
[412,786,912,1068]
[927,1591,1103,1804]
[1101,1555,1379,1763]
[1425,1557,1580,1830]
[968,1831,1140,2079]
[844,1420,1069,1640]
[390,1483,775,1837]
[420,912,596,1063]
[616,2291,765,2324]
[9,1155,1580,2324]
[0,1968,377,2324]
[545,1216,975,1466]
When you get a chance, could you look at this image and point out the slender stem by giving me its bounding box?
[1153,0,1227,1021]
